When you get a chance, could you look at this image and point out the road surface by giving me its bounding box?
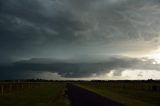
[67,84,124,106]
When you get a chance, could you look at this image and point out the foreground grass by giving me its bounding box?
[77,83,160,106]
[0,83,69,106]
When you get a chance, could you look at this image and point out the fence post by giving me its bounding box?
[1,85,4,96]
[9,84,12,93]
[21,84,23,89]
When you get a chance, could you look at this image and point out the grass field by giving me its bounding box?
[77,81,160,106]
[0,81,160,106]
[0,82,69,106]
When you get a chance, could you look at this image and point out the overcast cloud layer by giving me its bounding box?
[1,0,160,79]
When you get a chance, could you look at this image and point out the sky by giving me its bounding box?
[1,0,160,80]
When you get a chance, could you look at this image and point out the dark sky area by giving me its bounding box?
[0,0,160,80]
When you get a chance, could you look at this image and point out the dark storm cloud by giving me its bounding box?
[1,0,160,62]
[0,57,160,79]
[1,0,160,79]
[0,0,89,62]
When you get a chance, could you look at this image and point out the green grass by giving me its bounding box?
[0,83,69,106]
[1,81,159,106]
[77,83,160,106]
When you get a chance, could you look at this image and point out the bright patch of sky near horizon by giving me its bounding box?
[33,69,160,80]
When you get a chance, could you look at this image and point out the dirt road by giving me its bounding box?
[67,84,124,106]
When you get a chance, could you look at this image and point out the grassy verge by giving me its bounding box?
[0,83,70,106]
[77,83,160,106]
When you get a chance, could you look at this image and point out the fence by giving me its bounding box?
[0,82,53,96]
